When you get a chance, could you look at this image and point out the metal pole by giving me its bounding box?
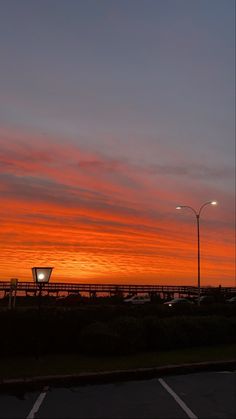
[37,283,43,360]
[8,289,12,310]
[13,288,17,309]
[196,214,201,306]
[38,283,42,315]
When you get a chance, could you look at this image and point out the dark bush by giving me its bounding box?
[0,306,235,356]
[78,321,120,355]
[111,316,147,354]
[142,315,236,352]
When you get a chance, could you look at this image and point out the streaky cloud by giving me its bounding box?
[146,163,235,179]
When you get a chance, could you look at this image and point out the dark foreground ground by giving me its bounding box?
[1,370,235,419]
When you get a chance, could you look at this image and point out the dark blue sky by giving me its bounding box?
[0,1,234,168]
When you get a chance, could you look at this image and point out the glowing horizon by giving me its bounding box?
[0,128,234,286]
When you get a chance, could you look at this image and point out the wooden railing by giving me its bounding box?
[0,281,235,296]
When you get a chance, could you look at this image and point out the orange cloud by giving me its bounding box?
[0,127,234,286]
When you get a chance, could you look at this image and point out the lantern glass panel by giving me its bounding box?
[32,267,53,283]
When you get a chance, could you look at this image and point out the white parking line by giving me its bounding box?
[158,378,198,419]
[26,386,48,419]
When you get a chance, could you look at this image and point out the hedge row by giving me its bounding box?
[1,309,236,356]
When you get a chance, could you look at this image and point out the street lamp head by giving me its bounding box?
[176,206,182,210]
[211,201,217,206]
[32,267,53,284]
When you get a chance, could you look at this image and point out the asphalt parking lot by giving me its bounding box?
[0,370,235,418]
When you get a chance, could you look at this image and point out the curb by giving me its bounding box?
[1,359,236,393]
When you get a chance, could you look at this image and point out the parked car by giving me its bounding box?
[56,293,82,305]
[226,296,236,304]
[124,295,151,305]
[163,297,194,307]
[198,295,215,304]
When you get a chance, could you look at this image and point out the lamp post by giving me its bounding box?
[176,201,217,306]
[32,267,53,359]
[32,267,53,313]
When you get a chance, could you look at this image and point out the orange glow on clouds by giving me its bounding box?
[0,127,235,286]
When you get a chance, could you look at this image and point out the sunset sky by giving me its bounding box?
[0,0,235,285]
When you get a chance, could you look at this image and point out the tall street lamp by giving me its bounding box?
[176,201,217,306]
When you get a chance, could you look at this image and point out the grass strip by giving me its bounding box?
[1,344,235,380]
